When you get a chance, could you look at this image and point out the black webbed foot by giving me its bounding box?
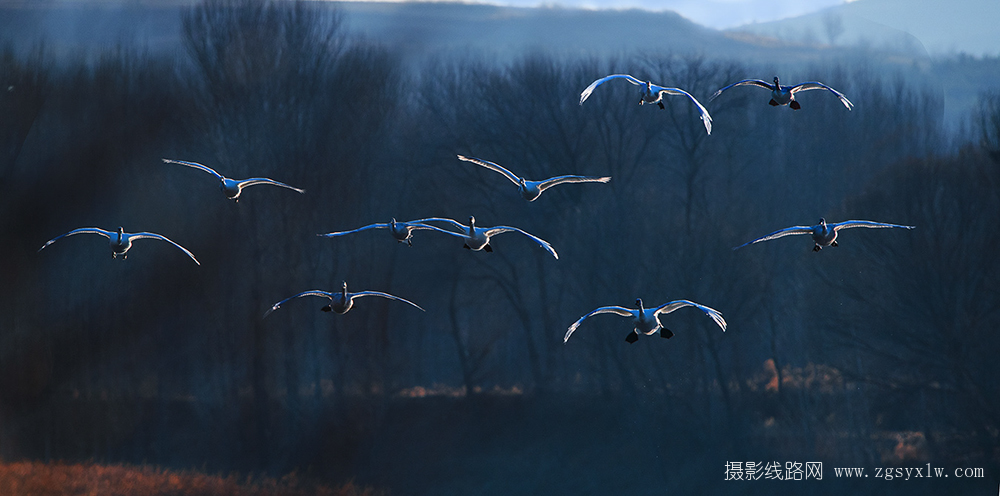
[321,306,332,312]
[657,101,665,109]
[407,239,412,247]
[790,101,801,110]
[463,244,471,250]
[484,244,493,252]
[769,99,780,106]
[660,328,674,339]
[831,240,838,247]
[625,332,639,344]
[812,245,822,252]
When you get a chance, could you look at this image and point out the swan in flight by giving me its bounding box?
[264,281,424,317]
[163,158,305,202]
[420,216,558,259]
[456,155,610,202]
[318,218,450,247]
[579,74,713,135]
[39,226,200,265]
[733,218,915,252]
[710,76,853,110]
[565,298,726,343]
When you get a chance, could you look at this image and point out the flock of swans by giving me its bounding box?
[37,73,914,345]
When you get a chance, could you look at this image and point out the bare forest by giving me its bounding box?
[1,0,998,494]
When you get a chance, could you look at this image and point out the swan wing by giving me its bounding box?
[162,158,223,179]
[352,291,425,312]
[709,79,773,102]
[579,74,644,105]
[129,232,201,265]
[732,225,814,250]
[457,155,521,185]
[484,226,559,259]
[263,290,334,318]
[400,222,466,237]
[788,82,854,110]
[236,178,305,194]
[654,300,727,332]
[831,220,915,231]
[536,175,612,192]
[405,222,448,231]
[564,306,635,342]
[412,217,469,232]
[650,85,713,135]
[318,223,389,237]
[38,227,113,252]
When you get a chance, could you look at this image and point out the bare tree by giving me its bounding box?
[975,89,1000,164]
[823,12,845,46]
[820,152,1000,456]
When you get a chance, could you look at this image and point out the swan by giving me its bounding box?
[579,74,713,135]
[264,281,424,317]
[709,76,853,110]
[456,155,610,202]
[565,298,727,343]
[419,216,558,259]
[318,218,451,247]
[39,226,200,265]
[163,158,305,202]
[733,218,915,251]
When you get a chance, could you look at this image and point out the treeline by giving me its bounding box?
[0,0,997,478]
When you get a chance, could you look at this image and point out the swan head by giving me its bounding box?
[390,217,397,228]
[341,281,348,294]
[468,216,476,227]
[635,298,643,310]
[773,76,780,86]
[819,217,827,227]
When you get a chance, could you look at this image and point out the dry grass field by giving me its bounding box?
[0,461,385,496]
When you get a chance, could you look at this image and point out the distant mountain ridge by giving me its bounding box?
[338,2,737,61]
[730,0,1000,57]
[0,0,887,64]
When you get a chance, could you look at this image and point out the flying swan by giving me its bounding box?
[565,298,727,343]
[163,158,305,202]
[710,76,853,110]
[39,226,200,265]
[733,218,914,251]
[420,216,558,259]
[318,218,451,247]
[457,155,610,202]
[264,281,424,317]
[579,74,713,135]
